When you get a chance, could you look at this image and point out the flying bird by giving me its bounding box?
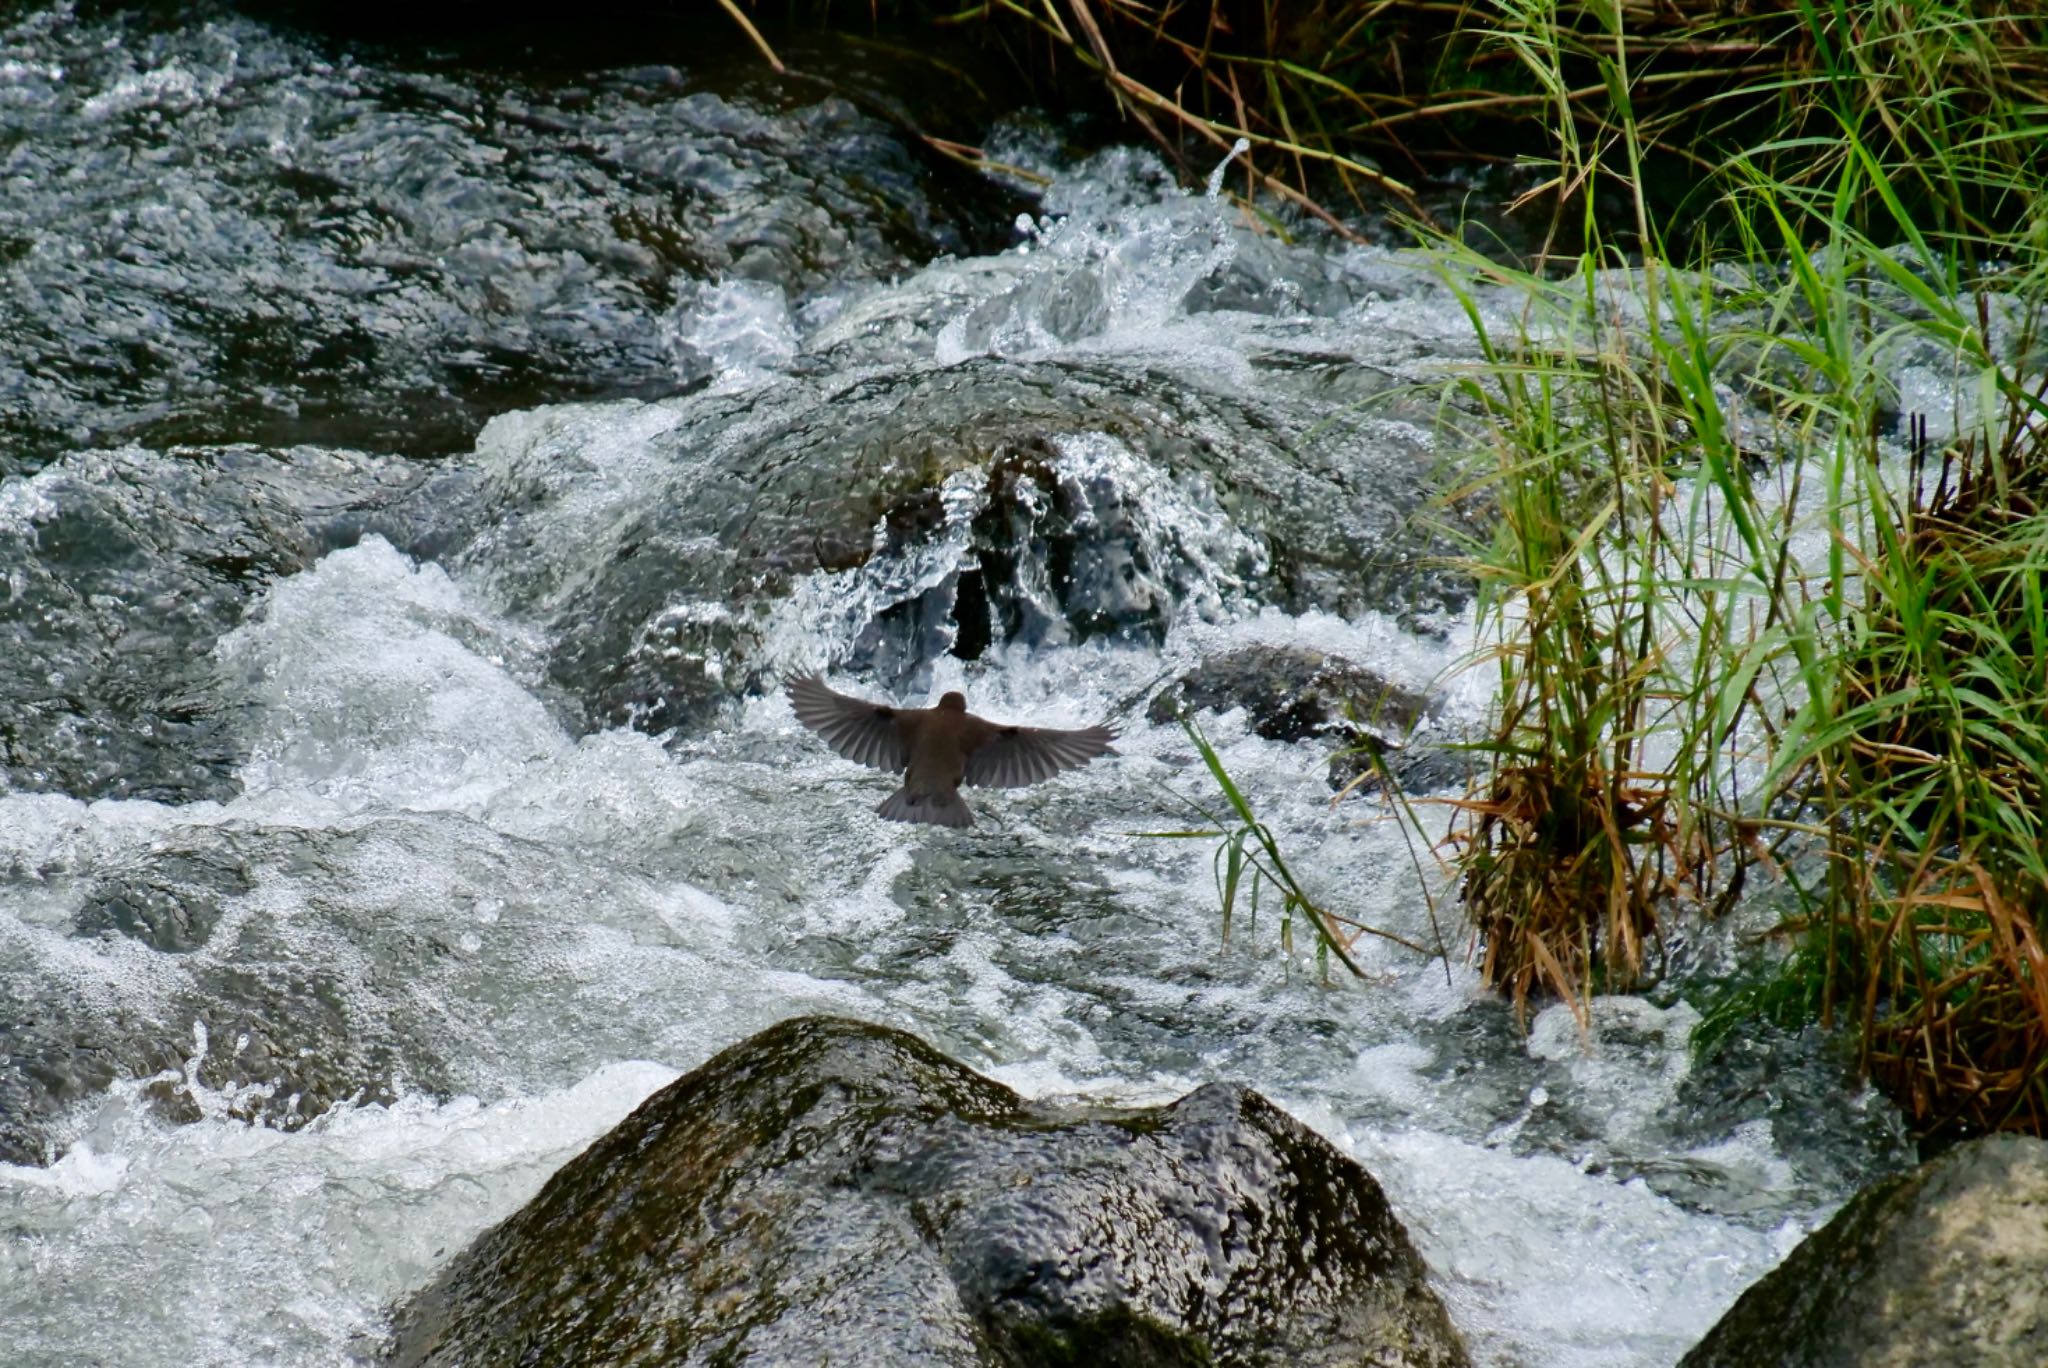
[786,675,1117,828]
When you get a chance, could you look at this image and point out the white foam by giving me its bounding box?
[1346,1126,1803,1368]
[666,277,799,391]
[0,1062,678,1366]
[931,145,1252,373]
[215,536,564,811]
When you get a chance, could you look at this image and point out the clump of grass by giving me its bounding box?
[1690,61,2048,1132]
[1426,0,2048,1134]
[1428,281,1690,1019]
[1779,427,2048,1132]
[1415,0,1781,1023]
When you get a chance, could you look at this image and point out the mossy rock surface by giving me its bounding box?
[386,1014,1471,1367]
[1681,1133,2048,1368]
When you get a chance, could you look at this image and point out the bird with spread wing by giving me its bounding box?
[786,676,1117,828]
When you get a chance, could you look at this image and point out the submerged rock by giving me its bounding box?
[387,1014,1471,1368]
[2,822,461,1165]
[1147,644,1465,794]
[1681,1133,2048,1367]
[1148,644,1432,744]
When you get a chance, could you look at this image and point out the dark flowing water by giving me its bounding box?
[0,5,1912,1365]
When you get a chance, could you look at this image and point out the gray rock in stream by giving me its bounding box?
[1681,1133,2048,1368]
[3,821,466,1166]
[0,7,1020,469]
[1147,645,1467,795]
[1149,645,1432,745]
[386,1015,1472,1368]
[0,444,430,803]
[455,357,1471,738]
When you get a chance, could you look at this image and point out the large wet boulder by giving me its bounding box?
[453,356,1465,737]
[1681,1133,2048,1367]
[387,1014,1471,1367]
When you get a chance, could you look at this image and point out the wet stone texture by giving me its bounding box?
[1147,644,1468,795]
[1682,1133,2048,1368]
[387,1015,1472,1368]
[453,356,1465,738]
[0,1013,190,1168]
[0,443,429,803]
[71,841,253,954]
[2,822,464,1166]
[0,5,1013,469]
[1147,645,1433,746]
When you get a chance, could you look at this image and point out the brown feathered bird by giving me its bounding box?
[787,675,1117,828]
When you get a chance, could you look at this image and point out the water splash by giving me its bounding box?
[663,278,799,393]
[1205,137,1251,199]
[934,146,1246,365]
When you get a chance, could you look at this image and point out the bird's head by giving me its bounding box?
[937,691,968,711]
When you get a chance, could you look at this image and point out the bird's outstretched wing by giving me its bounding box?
[787,676,910,772]
[961,719,1117,789]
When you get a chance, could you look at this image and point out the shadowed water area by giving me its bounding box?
[1,4,1915,1366]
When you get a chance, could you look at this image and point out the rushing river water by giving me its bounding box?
[1,5,1914,1366]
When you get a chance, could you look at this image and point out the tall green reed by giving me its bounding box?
[1431,0,2048,1131]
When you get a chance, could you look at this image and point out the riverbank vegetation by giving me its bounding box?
[1398,0,2047,1142]
[733,2,2048,1141]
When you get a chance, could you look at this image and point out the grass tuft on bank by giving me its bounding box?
[1413,1,2048,1135]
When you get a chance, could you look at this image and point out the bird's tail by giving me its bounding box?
[877,785,973,828]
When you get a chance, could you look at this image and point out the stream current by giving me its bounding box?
[0,5,1914,1365]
